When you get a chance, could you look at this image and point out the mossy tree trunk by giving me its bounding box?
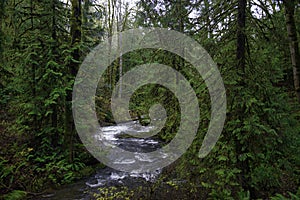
[284,0,300,102]
[235,0,256,198]
[65,0,82,163]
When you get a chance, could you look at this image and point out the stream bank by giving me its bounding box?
[31,121,201,200]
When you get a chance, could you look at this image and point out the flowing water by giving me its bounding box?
[40,121,165,200]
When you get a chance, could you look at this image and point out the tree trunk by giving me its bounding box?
[0,0,4,56]
[236,0,256,197]
[30,0,38,132]
[51,0,58,144]
[107,0,115,90]
[204,0,212,38]
[82,0,90,43]
[65,0,82,163]
[284,0,300,102]
[237,0,246,74]
[117,0,123,98]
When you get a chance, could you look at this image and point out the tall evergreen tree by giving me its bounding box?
[283,0,300,102]
[65,0,82,163]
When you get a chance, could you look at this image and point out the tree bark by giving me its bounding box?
[236,0,256,198]
[237,0,246,74]
[65,0,82,163]
[51,0,58,144]
[204,0,212,38]
[108,0,116,90]
[284,0,300,102]
[0,0,4,56]
[117,0,123,98]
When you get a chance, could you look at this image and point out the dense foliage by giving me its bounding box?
[0,0,299,199]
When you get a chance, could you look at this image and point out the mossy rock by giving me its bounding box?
[139,118,151,126]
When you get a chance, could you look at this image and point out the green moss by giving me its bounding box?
[2,190,27,200]
[139,118,151,126]
[94,186,134,200]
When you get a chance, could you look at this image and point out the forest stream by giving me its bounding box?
[38,121,167,200]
